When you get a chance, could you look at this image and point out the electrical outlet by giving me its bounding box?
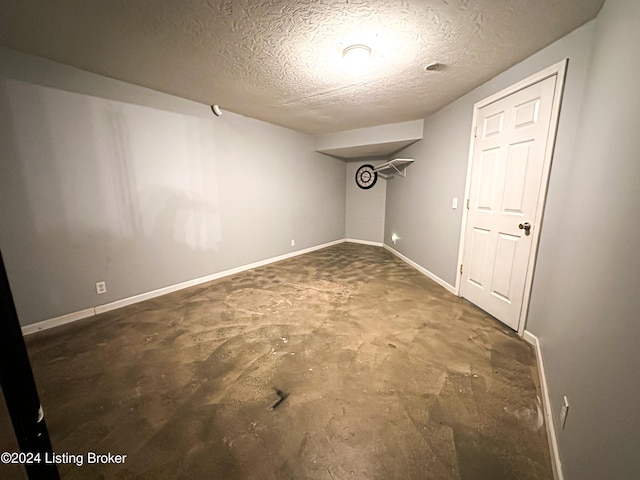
[96,281,107,295]
[291,239,295,247]
[560,396,569,428]
[452,197,458,209]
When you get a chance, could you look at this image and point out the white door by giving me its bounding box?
[460,75,558,330]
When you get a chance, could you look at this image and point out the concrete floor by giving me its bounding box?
[0,243,552,479]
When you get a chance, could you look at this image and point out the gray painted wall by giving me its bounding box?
[385,0,640,477]
[0,48,346,326]
[345,161,387,243]
[384,20,596,287]
[526,0,640,478]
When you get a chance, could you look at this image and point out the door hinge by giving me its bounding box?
[466,198,470,210]
[460,264,463,274]
[474,126,477,138]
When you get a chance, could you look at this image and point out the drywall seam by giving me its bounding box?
[523,330,564,480]
[22,239,346,335]
[383,244,456,294]
[345,238,384,247]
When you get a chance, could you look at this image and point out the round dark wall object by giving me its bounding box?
[355,164,378,189]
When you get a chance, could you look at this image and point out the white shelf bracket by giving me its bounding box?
[373,158,414,179]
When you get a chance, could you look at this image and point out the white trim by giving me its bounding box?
[517,60,568,336]
[22,239,346,335]
[523,330,564,480]
[345,238,384,247]
[93,280,198,315]
[455,59,569,336]
[21,308,96,335]
[383,244,456,294]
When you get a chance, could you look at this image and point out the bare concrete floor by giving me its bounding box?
[0,243,552,479]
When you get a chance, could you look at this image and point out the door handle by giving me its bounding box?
[518,222,532,235]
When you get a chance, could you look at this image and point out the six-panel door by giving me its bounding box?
[461,75,557,330]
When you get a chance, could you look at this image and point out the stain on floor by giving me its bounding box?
[0,243,552,479]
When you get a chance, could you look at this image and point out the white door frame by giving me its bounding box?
[454,59,568,336]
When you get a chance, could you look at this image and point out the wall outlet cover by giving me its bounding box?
[96,281,107,295]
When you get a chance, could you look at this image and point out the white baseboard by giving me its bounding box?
[383,244,456,294]
[523,330,563,480]
[21,308,96,335]
[22,238,346,335]
[345,238,384,247]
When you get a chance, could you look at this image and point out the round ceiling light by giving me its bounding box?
[342,44,372,62]
[425,62,441,71]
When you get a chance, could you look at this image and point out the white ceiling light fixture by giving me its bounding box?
[342,44,372,60]
[341,43,373,72]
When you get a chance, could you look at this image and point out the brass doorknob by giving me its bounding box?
[518,222,531,235]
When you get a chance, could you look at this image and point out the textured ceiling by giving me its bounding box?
[0,0,603,134]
